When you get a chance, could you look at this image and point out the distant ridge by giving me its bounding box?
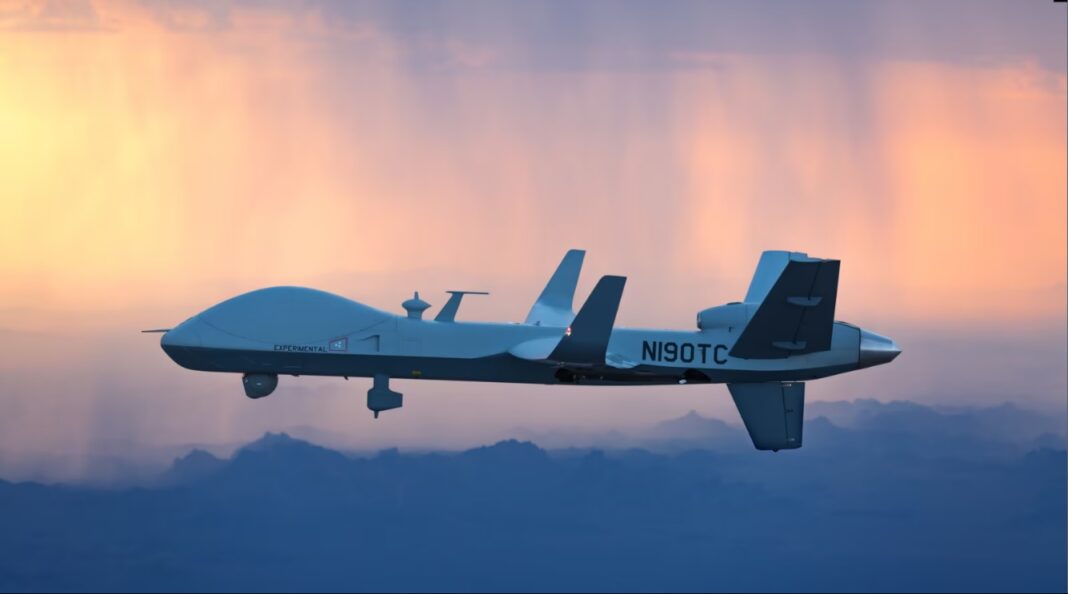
[0,400,1062,592]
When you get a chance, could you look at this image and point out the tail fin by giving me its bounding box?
[525,249,585,327]
[729,251,840,359]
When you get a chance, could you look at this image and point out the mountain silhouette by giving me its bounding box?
[162,448,225,484]
[0,401,1063,592]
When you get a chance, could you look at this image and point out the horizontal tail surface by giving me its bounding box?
[728,382,805,451]
[729,251,839,359]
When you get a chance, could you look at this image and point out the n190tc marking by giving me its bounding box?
[642,341,728,365]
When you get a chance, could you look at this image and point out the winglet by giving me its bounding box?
[524,249,586,327]
[548,275,626,364]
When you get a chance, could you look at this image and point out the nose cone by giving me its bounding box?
[161,317,204,368]
[161,318,202,349]
[857,329,901,369]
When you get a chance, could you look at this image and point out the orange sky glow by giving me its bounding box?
[0,2,1063,329]
[0,1,1064,479]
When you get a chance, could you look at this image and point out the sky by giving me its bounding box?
[0,0,1065,478]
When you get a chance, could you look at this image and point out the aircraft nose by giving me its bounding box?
[161,318,203,351]
[160,317,206,370]
[857,329,901,369]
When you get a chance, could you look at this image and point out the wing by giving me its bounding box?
[509,274,627,367]
[525,249,585,327]
[548,275,626,365]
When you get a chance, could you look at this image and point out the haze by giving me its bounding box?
[0,0,1065,480]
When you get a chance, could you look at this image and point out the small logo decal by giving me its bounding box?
[328,337,348,352]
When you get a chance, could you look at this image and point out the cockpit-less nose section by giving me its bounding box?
[151,250,900,451]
